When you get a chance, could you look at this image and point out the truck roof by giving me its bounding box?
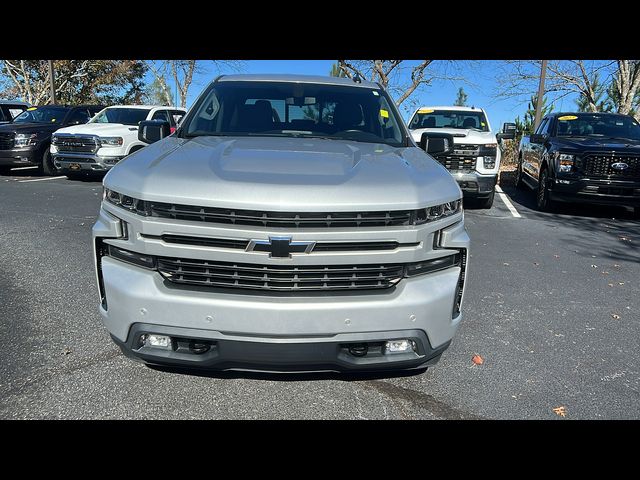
[550,111,632,118]
[0,100,29,105]
[218,74,380,89]
[415,105,485,112]
[103,105,178,110]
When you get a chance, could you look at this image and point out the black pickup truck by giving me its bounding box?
[517,112,640,216]
[0,104,103,176]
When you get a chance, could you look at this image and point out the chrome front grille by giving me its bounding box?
[435,144,479,173]
[52,135,99,154]
[157,257,405,291]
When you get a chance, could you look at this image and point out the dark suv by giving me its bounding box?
[0,104,104,175]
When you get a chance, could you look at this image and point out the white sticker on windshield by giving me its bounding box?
[372,91,379,96]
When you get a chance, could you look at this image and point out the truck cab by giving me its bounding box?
[408,106,513,208]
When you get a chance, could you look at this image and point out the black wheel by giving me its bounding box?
[479,189,495,209]
[66,173,84,181]
[0,166,12,175]
[515,158,525,189]
[536,168,554,212]
[41,149,60,176]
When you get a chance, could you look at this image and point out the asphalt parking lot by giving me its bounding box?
[1,167,638,419]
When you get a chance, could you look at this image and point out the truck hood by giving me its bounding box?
[0,122,61,135]
[410,128,496,144]
[104,136,462,211]
[553,136,640,152]
[54,123,137,136]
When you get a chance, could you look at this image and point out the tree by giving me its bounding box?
[147,60,243,108]
[330,62,346,78]
[0,60,147,105]
[608,60,640,119]
[337,60,465,110]
[575,72,609,112]
[145,77,174,106]
[454,87,468,106]
[514,94,553,136]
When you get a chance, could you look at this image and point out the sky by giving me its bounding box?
[154,60,583,131]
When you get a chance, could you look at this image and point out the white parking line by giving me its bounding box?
[495,185,521,218]
[18,176,65,183]
[12,166,39,171]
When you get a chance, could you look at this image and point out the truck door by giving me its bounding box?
[525,117,549,181]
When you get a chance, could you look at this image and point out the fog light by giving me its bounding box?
[348,344,368,357]
[142,333,172,349]
[384,339,416,354]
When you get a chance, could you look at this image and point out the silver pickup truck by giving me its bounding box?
[93,74,470,373]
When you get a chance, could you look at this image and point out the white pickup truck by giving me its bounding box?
[408,106,515,208]
[51,105,185,178]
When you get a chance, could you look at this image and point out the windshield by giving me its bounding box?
[408,109,490,132]
[92,108,151,126]
[556,114,640,140]
[12,106,69,124]
[183,81,406,147]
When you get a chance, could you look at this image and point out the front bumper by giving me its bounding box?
[0,148,40,167]
[450,171,497,198]
[549,177,640,207]
[94,204,470,372]
[53,152,124,174]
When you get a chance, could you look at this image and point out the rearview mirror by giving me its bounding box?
[419,132,454,156]
[138,120,171,144]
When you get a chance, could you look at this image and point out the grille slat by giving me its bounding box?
[434,144,479,173]
[149,202,413,228]
[582,153,640,178]
[157,257,404,291]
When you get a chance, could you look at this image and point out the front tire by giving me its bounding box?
[515,159,525,189]
[41,149,60,176]
[536,168,555,212]
[479,189,495,209]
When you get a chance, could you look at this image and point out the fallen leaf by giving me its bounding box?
[554,255,560,259]
[601,271,609,275]
[591,264,598,268]
[472,354,484,365]
[553,406,567,417]
[533,262,539,266]
[614,264,620,268]
[503,262,510,266]
[591,255,597,258]
[619,236,630,242]
[619,282,625,286]
[611,314,621,320]
[63,347,72,355]
[608,283,614,287]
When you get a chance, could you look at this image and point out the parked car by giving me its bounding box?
[0,100,30,125]
[93,74,470,373]
[408,106,515,208]
[0,104,103,175]
[517,112,640,216]
[51,105,186,178]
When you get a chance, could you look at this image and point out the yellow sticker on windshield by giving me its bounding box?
[418,108,434,114]
[481,122,486,127]
[27,107,37,111]
[558,115,578,121]
[380,109,389,118]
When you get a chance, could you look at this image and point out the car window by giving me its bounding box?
[170,110,185,127]
[66,109,91,125]
[185,81,406,147]
[152,110,171,123]
[408,109,490,132]
[9,107,26,119]
[92,108,152,126]
[534,118,549,135]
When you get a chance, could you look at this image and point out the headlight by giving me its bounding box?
[479,143,497,169]
[103,188,149,215]
[414,199,462,224]
[99,137,124,147]
[557,153,575,173]
[14,133,38,147]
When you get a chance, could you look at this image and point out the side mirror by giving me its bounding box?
[497,122,517,140]
[419,132,454,156]
[138,120,171,144]
[529,133,546,144]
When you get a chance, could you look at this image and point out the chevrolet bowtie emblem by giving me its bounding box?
[247,236,316,258]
